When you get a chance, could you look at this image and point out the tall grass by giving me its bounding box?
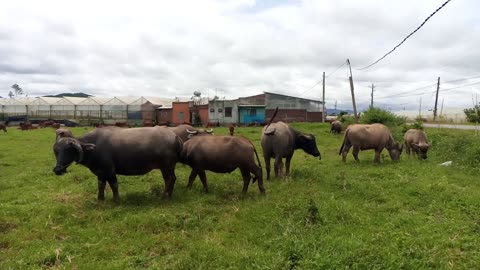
[0,124,479,269]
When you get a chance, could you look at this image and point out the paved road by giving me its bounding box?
[423,123,480,130]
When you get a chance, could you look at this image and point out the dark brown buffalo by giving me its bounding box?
[19,121,32,131]
[404,129,431,159]
[169,124,213,142]
[40,120,55,128]
[53,126,183,201]
[330,120,342,134]
[181,136,265,194]
[339,123,403,163]
[228,123,236,136]
[51,122,61,129]
[0,120,8,133]
[261,122,321,179]
[115,122,130,128]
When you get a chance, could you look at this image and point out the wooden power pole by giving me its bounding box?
[346,59,358,122]
[433,77,440,121]
[370,83,375,108]
[322,72,326,122]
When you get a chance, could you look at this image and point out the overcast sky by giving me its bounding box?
[0,0,478,111]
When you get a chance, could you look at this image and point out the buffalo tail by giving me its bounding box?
[265,106,279,129]
[252,143,262,183]
[339,129,348,155]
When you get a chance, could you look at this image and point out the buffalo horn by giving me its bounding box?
[186,129,198,134]
[71,141,84,163]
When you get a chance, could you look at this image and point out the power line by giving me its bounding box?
[356,0,453,70]
[299,60,347,97]
[376,74,480,99]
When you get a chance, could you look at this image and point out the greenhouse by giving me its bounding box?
[0,96,174,125]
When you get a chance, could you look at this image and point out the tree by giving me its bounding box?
[464,105,480,123]
[8,91,14,98]
[11,84,24,97]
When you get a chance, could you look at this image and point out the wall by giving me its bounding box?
[239,107,266,124]
[208,100,239,124]
[265,109,323,123]
[172,102,190,124]
[265,92,324,112]
[156,109,172,124]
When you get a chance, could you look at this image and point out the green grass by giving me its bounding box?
[1,124,480,269]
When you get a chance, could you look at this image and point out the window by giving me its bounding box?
[210,108,215,113]
[218,109,223,113]
[178,112,184,121]
[248,108,257,116]
[225,107,232,117]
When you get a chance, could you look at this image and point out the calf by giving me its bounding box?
[181,136,265,194]
[404,129,431,159]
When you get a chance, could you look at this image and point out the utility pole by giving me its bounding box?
[418,98,422,119]
[346,59,358,122]
[322,72,326,122]
[433,77,440,121]
[370,83,375,108]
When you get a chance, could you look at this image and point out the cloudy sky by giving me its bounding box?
[0,0,478,111]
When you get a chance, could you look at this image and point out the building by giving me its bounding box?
[208,92,324,125]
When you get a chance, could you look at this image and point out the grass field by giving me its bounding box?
[1,123,479,269]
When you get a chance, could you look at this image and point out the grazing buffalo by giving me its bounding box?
[330,120,342,134]
[52,126,183,201]
[261,122,321,179]
[51,123,61,129]
[404,129,431,159]
[169,124,213,142]
[229,123,236,136]
[339,123,403,163]
[0,120,8,133]
[115,122,130,128]
[19,121,32,131]
[181,136,265,194]
[55,128,74,141]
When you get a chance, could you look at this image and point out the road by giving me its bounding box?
[423,123,480,130]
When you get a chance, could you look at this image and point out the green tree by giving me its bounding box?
[11,84,24,97]
[464,105,480,123]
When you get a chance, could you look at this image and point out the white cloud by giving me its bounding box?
[0,0,478,112]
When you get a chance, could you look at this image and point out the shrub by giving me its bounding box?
[360,107,406,127]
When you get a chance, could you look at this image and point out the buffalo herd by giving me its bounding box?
[50,121,431,201]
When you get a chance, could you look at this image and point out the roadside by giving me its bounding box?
[423,123,480,130]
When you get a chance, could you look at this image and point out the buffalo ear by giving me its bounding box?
[82,143,96,151]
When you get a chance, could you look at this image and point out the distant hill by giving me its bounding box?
[326,108,354,115]
[44,92,92,98]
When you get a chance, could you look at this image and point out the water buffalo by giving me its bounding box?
[181,136,265,194]
[0,120,8,133]
[330,120,342,134]
[228,123,236,136]
[261,122,321,180]
[169,124,213,142]
[339,123,403,163]
[52,126,183,201]
[404,129,431,159]
[55,128,74,141]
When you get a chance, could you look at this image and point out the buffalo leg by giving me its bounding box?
[107,175,120,202]
[285,155,293,176]
[160,166,177,197]
[374,149,382,163]
[341,144,352,162]
[240,169,251,193]
[352,146,360,161]
[274,156,283,177]
[264,155,271,180]
[254,166,265,194]
[405,145,411,156]
[186,170,198,188]
[197,170,209,192]
[97,177,107,201]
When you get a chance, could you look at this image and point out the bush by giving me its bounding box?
[464,106,480,123]
[360,107,406,127]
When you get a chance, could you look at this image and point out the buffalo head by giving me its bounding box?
[412,143,431,160]
[53,138,95,175]
[388,143,403,161]
[297,134,321,160]
[186,128,213,139]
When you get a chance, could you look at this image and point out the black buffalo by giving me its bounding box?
[53,126,183,201]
